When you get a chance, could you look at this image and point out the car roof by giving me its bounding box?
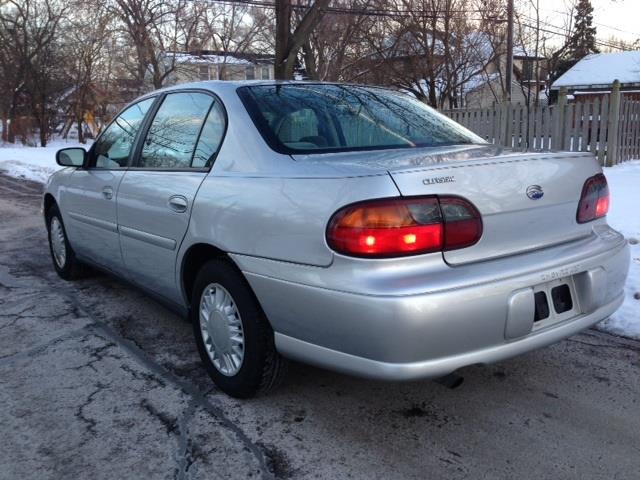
[140,79,386,98]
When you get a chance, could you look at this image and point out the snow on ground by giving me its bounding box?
[596,160,640,340]
[0,141,638,339]
[0,139,91,183]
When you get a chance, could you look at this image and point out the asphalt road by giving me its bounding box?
[1,173,639,480]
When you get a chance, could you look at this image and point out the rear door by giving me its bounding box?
[116,91,226,303]
[61,97,155,272]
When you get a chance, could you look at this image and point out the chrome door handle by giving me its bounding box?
[168,195,188,213]
[102,186,114,200]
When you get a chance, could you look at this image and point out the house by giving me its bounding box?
[463,45,548,108]
[464,74,542,108]
[161,50,274,85]
[550,50,640,102]
[355,30,498,108]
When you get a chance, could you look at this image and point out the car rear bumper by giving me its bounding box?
[273,293,624,380]
[232,224,630,380]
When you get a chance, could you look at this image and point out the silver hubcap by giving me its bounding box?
[199,283,244,376]
[50,217,67,269]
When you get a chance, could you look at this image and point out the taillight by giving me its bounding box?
[326,196,482,258]
[577,173,609,223]
[439,197,483,250]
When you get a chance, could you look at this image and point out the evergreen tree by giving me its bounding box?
[566,0,599,59]
[549,0,599,96]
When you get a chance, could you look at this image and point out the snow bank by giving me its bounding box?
[0,139,91,183]
[597,161,640,340]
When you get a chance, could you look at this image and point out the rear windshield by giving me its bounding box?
[237,84,485,154]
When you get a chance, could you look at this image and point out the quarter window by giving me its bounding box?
[91,98,154,168]
[192,101,226,168]
[138,92,218,169]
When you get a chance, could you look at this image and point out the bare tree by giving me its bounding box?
[109,0,203,89]
[349,0,496,108]
[300,0,375,81]
[600,35,635,53]
[61,1,113,142]
[194,3,273,79]
[0,0,67,146]
[274,0,330,79]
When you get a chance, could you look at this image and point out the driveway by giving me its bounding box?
[0,173,638,480]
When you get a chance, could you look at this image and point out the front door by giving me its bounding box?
[117,91,226,304]
[61,97,155,272]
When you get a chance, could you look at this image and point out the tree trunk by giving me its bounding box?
[275,0,329,80]
[302,40,317,80]
[428,82,438,108]
[1,115,7,143]
[415,91,428,103]
[8,94,18,144]
[7,116,16,144]
[274,0,292,79]
[40,119,47,147]
[38,94,48,147]
[77,117,84,144]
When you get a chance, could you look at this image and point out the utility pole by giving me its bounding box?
[505,0,514,102]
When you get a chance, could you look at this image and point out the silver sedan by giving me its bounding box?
[44,81,630,397]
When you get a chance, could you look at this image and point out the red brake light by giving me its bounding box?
[577,173,609,223]
[326,196,482,258]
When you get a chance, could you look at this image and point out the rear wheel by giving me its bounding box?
[191,258,287,398]
[46,205,84,280]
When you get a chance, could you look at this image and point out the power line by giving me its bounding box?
[536,6,640,38]
[208,0,629,51]
[209,0,505,20]
[520,15,630,51]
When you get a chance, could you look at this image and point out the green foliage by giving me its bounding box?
[549,0,599,87]
[567,0,599,59]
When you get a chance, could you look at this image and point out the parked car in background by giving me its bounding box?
[44,81,630,397]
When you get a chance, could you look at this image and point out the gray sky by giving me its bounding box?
[534,0,640,44]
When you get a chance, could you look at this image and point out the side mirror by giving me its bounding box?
[56,147,87,168]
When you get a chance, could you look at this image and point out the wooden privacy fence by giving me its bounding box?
[442,80,640,166]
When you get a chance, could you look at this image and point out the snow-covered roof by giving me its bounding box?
[512,45,545,59]
[551,51,640,89]
[463,72,501,93]
[168,52,253,66]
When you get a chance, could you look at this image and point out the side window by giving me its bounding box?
[192,101,226,168]
[91,98,154,168]
[139,92,214,169]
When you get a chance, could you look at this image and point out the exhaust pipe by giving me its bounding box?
[434,372,464,389]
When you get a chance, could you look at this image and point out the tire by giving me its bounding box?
[191,258,287,398]
[46,204,84,280]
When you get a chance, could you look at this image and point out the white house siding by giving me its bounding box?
[465,78,531,108]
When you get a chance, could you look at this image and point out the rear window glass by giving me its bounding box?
[238,84,485,154]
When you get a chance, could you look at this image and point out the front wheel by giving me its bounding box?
[46,205,84,280]
[191,259,287,398]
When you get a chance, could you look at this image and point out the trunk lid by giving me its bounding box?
[294,145,602,264]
